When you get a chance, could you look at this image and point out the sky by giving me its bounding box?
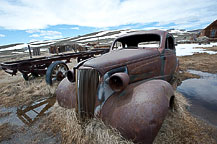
[0,0,217,46]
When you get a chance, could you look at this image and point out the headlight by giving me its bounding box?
[109,72,129,92]
[66,70,75,82]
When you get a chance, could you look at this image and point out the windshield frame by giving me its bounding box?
[111,33,162,50]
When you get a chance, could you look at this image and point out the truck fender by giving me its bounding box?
[100,79,174,144]
[56,78,77,109]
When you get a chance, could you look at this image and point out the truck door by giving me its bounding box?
[163,35,177,81]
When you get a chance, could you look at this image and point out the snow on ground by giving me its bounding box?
[29,42,55,48]
[0,43,54,52]
[12,52,24,54]
[176,43,217,56]
[24,48,48,53]
[77,29,135,43]
[169,29,189,34]
[0,44,28,52]
[70,30,113,42]
[29,37,73,45]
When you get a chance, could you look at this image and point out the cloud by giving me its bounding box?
[70,27,79,30]
[29,39,38,42]
[0,34,5,37]
[0,0,217,30]
[29,34,40,37]
[26,30,63,39]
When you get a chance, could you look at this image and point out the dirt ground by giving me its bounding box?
[0,49,217,143]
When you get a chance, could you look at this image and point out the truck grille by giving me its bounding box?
[76,68,99,119]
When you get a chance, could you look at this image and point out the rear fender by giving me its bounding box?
[101,79,174,143]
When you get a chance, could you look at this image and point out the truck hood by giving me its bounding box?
[83,48,160,75]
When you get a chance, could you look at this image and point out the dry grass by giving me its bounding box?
[179,71,200,81]
[154,92,216,144]
[41,103,132,144]
[178,53,217,74]
[0,71,55,107]
[178,53,217,80]
[0,51,217,143]
[41,92,217,144]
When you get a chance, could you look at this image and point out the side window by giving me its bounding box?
[113,41,123,50]
[165,37,174,50]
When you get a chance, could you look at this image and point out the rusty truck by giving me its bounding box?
[56,30,179,143]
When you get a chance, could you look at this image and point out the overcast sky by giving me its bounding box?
[0,0,217,45]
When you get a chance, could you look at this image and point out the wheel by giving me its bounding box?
[22,73,38,81]
[22,73,30,81]
[77,57,81,63]
[46,61,69,85]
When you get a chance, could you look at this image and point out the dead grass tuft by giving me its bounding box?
[178,53,217,74]
[42,103,132,144]
[0,74,55,107]
[154,92,216,144]
[42,91,216,144]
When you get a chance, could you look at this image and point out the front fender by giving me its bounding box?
[56,78,77,109]
[101,79,174,144]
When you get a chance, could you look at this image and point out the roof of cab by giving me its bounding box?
[114,30,168,40]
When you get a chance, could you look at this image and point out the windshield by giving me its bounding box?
[112,34,161,50]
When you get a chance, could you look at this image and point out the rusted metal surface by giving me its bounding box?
[56,78,77,109]
[83,48,160,75]
[76,68,99,120]
[101,80,174,144]
[108,72,129,92]
[56,30,178,143]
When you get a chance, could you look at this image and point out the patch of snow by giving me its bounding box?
[0,44,28,52]
[24,48,47,53]
[72,29,134,43]
[94,30,113,37]
[29,43,55,48]
[170,29,188,34]
[77,30,134,43]
[12,51,24,54]
[176,43,217,56]
[41,48,48,52]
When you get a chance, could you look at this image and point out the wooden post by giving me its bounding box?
[28,45,32,58]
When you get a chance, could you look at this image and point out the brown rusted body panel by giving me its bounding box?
[56,30,178,143]
[164,49,177,81]
[83,48,160,75]
[101,80,174,144]
[56,77,100,110]
[56,78,77,109]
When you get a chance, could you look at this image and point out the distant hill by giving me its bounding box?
[0,29,199,51]
[0,43,24,49]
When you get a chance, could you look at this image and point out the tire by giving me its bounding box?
[22,73,38,81]
[46,61,69,85]
[77,57,81,63]
[22,73,30,81]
